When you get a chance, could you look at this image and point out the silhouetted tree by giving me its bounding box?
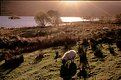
[47,10,61,26]
[34,11,50,27]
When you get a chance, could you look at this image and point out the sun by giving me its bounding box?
[61,1,80,5]
[58,1,81,15]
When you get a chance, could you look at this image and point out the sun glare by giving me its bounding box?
[61,1,80,5]
[60,17,83,22]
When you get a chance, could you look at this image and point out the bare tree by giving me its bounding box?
[47,10,61,26]
[34,11,50,27]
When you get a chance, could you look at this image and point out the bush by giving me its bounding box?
[115,13,121,24]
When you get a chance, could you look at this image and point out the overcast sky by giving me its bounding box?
[1,1,121,17]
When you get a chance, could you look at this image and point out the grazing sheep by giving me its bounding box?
[61,50,76,64]
[35,54,44,61]
[60,61,77,80]
[60,61,70,80]
[82,39,89,53]
[116,40,121,50]
[88,38,97,51]
[68,62,77,77]
[77,45,88,68]
[82,39,89,46]
[101,37,113,44]
[108,45,115,56]
[94,49,103,58]
[77,64,88,80]
[64,42,68,50]
[54,51,59,62]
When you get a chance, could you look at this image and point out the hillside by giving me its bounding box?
[0,23,121,80]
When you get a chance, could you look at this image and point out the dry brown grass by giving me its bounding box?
[0,23,121,80]
[0,23,121,53]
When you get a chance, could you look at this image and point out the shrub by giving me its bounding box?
[115,13,121,24]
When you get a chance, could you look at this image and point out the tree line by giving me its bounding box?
[34,10,121,27]
[34,10,61,27]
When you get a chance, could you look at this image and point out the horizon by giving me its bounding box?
[0,16,100,27]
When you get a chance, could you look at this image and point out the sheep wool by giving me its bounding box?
[62,50,76,61]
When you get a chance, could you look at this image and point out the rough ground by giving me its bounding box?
[0,23,121,80]
[0,44,121,80]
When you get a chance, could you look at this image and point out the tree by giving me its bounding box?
[47,10,61,26]
[34,12,50,27]
[115,13,121,24]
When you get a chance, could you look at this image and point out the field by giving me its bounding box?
[0,22,121,80]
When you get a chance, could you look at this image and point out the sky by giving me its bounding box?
[1,1,121,17]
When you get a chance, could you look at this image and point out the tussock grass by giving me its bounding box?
[0,23,121,80]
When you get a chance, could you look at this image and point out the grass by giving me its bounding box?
[1,44,121,80]
[0,23,121,80]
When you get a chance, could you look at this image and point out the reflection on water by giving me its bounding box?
[0,16,99,28]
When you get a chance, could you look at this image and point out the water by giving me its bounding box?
[60,17,87,22]
[0,16,99,28]
[0,16,37,28]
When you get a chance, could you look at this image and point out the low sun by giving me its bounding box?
[61,1,80,5]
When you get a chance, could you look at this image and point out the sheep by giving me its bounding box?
[94,48,104,58]
[116,40,121,51]
[77,64,88,80]
[61,50,76,64]
[77,45,89,68]
[35,54,44,61]
[88,38,97,51]
[81,39,89,53]
[108,45,115,56]
[60,59,77,80]
[54,51,59,62]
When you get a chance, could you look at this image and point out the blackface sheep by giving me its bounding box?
[82,39,89,53]
[61,50,76,64]
[94,49,103,58]
[35,54,44,61]
[77,64,88,80]
[88,38,97,51]
[77,45,88,67]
